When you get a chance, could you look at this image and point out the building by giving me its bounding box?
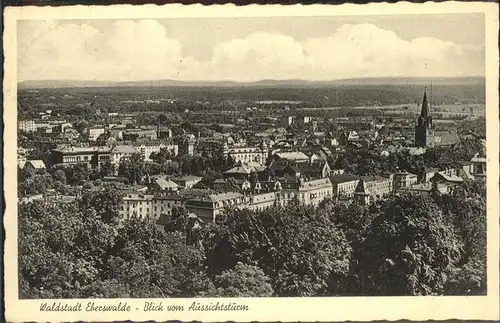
[245,192,276,212]
[122,128,158,141]
[19,120,36,133]
[157,127,173,139]
[454,160,475,175]
[24,160,47,172]
[291,161,331,179]
[172,176,203,189]
[51,146,111,168]
[280,115,294,127]
[295,177,332,206]
[133,142,178,161]
[151,177,180,193]
[119,192,185,221]
[87,127,106,142]
[330,174,360,198]
[394,172,418,190]
[111,145,136,165]
[179,135,196,156]
[185,192,245,222]
[226,146,268,166]
[272,151,310,164]
[296,115,311,126]
[119,192,155,220]
[223,163,267,180]
[152,195,185,218]
[471,153,486,178]
[361,175,393,199]
[415,89,436,147]
[421,167,440,183]
[274,177,333,207]
[353,180,372,205]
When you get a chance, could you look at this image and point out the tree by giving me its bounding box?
[99,161,116,178]
[21,166,36,179]
[212,262,274,297]
[67,163,91,186]
[150,148,174,164]
[118,153,144,185]
[18,200,111,298]
[210,205,352,296]
[80,185,123,224]
[357,193,463,296]
[52,169,67,184]
[110,217,209,297]
[433,182,486,295]
[21,173,54,195]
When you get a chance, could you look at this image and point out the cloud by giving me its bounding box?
[18,20,484,81]
[19,20,184,81]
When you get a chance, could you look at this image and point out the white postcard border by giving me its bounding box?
[3,2,500,322]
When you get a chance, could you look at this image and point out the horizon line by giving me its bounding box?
[18,75,486,84]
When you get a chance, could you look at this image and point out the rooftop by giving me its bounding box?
[329,174,359,184]
[53,146,112,154]
[154,178,179,190]
[275,151,309,161]
[188,192,244,203]
[112,145,137,154]
[173,175,203,182]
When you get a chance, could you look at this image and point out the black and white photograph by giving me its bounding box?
[3,3,499,322]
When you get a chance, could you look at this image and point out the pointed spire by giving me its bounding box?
[420,88,429,118]
[355,179,369,195]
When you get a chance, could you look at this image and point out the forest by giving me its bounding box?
[18,80,485,119]
[19,180,486,298]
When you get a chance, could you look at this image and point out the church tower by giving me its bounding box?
[414,88,434,147]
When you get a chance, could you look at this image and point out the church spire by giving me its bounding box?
[420,88,429,118]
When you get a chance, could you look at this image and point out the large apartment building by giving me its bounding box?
[226,146,269,166]
[119,192,185,221]
[51,146,112,168]
[132,142,179,161]
[275,177,333,207]
[184,192,245,222]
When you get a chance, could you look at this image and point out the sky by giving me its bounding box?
[17,14,485,82]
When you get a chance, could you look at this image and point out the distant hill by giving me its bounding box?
[18,76,485,90]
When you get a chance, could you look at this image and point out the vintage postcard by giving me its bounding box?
[3,2,500,322]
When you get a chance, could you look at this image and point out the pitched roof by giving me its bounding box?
[329,174,359,184]
[189,192,243,203]
[268,160,289,172]
[355,179,370,195]
[224,165,253,175]
[173,175,203,182]
[154,178,179,190]
[275,151,309,161]
[112,145,137,154]
[433,172,464,183]
[224,163,266,175]
[27,160,46,169]
[293,161,328,175]
[458,169,475,180]
[471,153,486,163]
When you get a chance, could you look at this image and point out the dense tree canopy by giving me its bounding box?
[19,178,486,298]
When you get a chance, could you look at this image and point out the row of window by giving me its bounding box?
[64,155,91,162]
